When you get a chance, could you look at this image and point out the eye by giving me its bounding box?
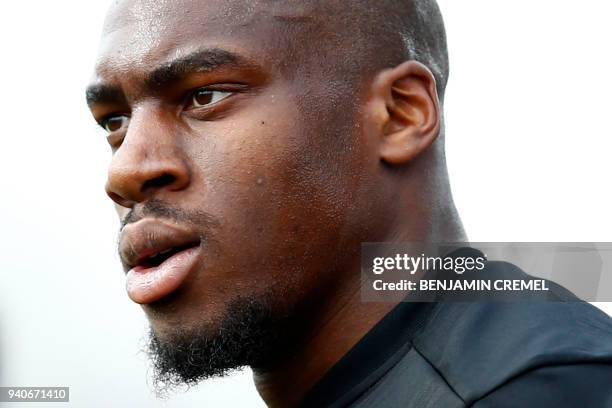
[100,115,129,133]
[186,89,232,109]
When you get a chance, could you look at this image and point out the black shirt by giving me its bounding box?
[299,252,612,408]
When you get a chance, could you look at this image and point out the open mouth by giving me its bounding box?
[136,241,201,269]
[120,219,205,304]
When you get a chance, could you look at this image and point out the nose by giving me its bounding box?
[105,109,191,208]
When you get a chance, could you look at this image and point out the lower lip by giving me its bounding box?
[126,245,201,304]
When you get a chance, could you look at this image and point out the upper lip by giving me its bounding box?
[119,219,202,271]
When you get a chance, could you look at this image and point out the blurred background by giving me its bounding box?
[0,0,610,406]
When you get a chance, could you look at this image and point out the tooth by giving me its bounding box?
[159,248,173,255]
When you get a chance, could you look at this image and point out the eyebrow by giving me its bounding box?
[86,48,252,108]
[146,48,247,88]
[85,84,125,108]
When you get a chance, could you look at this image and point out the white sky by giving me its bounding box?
[0,1,610,406]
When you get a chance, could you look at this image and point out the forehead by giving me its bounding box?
[95,0,319,77]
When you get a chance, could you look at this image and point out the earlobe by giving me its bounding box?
[373,61,441,166]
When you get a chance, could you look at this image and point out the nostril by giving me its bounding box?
[107,190,133,208]
[142,173,177,193]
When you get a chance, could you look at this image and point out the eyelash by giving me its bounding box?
[98,84,246,135]
[99,114,129,133]
[185,88,233,110]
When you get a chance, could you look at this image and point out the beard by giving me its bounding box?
[145,295,291,396]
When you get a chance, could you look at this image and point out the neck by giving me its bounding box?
[253,201,465,407]
[253,272,396,408]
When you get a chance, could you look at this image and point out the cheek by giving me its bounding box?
[184,94,361,294]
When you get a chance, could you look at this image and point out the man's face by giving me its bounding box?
[87,0,388,378]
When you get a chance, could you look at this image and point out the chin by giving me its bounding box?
[144,292,293,393]
[142,294,217,336]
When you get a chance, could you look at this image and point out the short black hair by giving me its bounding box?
[399,0,449,98]
[347,0,449,99]
[287,0,448,100]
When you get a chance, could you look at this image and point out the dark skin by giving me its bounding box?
[87,1,464,406]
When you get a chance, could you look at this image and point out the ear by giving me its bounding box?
[368,61,441,165]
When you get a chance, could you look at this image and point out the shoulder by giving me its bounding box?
[471,362,612,407]
[412,296,612,404]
